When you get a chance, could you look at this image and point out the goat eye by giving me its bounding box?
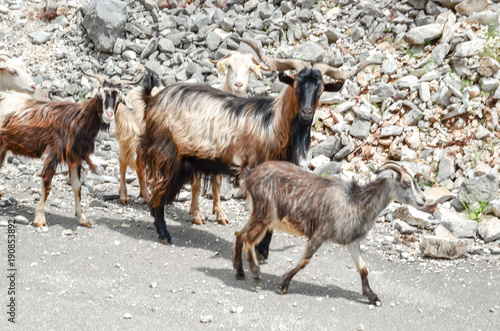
[403,180,411,187]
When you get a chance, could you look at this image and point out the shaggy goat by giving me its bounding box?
[0,52,37,94]
[233,161,426,306]
[138,39,377,244]
[190,51,269,225]
[0,71,135,227]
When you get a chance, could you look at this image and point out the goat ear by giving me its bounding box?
[278,73,294,86]
[324,82,343,92]
[121,94,133,110]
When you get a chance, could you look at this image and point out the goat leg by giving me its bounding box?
[34,162,57,227]
[347,241,381,306]
[233,231,245,279]
[255,230,273,261]
[190,174,206,225]
[69,164,92,227]
[118,157,130,205]
[211,174,228,225]
[152,204,171,244]
[135,157,150,203]
[278,237,322,295]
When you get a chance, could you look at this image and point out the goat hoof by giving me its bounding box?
[33,220,47,228]
[79,221,93,228]
[119,196,130,205]
[215,211,229,225]
[159,234,172,245]
[235,271,245,280]
[276,285,288,295]
[253,277,262,286]
[255,250,269,261]
[192,211,205,225]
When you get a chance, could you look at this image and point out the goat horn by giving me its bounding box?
[314,60,381,80]
[208,52,234,64]
[114,74,142,86]
[80,68,107,85]
[250,55,271,71]
[233,37,308,73]
[0,52,13,60]
[377,161,406,177]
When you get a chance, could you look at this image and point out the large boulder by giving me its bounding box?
[82,0,128,53]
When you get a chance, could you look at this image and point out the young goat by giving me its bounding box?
[233,161,426,306]
[0,71,135,227]
[138,39,377,244]
[0,52,37,94]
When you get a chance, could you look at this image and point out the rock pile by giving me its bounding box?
[0,0,499,261]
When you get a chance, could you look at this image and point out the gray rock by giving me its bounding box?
[421,235,467,259]
[479,77,499,92]
[296,42,324,62]
[14,215,30,225]
[395,75,419,89]
[141,38,158,59]
[380,125,403,138]
[455,39,486,58]
[382,59,398,75]
[28,31,53,44]
[419,82,430,102]
[434,205,478,238]
[334,141,355,159]
[351,26,365,42]
[334,101,355,113]
[167,32,186,47]
[394,219,418,234]
[393,205,433,228]
[145,60,162,76]
[349,118,371,139]
[475,125,491,140]
[477,216,500,242]
[158,38,175,54]
[313,161,342,178]
[220,17,234,31]
[478,57,500,78]
[206,32,221,51]
[311,136,341,158]
[457,173,499,210]
[372,83,396,97]
[431,43,450,65]
[436,152,455,182]
[404,23,443,45]
[89,200,108,208]
[186,62,202,77]
[103,192,120,201]
[325,28,343,44]
[82,0,127,53]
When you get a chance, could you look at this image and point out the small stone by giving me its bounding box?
[123,313,132,319]
[150,282,157,288]
[62,229,72,236]
[14,215,30,225]
[200,315,213,323]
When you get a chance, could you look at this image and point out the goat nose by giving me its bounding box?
[31,84,36,91]
[235,82,243,88]
[106,111,113,118]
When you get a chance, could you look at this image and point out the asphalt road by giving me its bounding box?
[1,197,499,331]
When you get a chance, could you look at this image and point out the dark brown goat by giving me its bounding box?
[0,71,135,228]
[234,161,426,306]
[138,40,378,245]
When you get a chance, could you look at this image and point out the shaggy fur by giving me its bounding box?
[233,161,426,306]
[138,69,342,243]
[0,80,127,228]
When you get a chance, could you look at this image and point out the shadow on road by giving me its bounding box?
[196,266,367,304]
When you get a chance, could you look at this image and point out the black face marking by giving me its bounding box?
[294,69,324,125]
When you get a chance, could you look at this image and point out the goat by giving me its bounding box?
[233,161,426,306]
[138,39,377,244]
[114,85,162,205]
[233,161,425,306]
[190,52,270,225]
[0,70,135,228]
[0,52,37,94]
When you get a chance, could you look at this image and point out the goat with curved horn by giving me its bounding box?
[232,38,309,73]
[313,60,381,80]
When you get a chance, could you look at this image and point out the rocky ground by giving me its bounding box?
[1,0,500,329]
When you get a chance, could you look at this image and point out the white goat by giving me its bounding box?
[0,53,36,94]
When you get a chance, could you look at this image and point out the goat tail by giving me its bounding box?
[141,72,160,110]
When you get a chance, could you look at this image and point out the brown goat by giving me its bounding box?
[0,71,135,227]
[234,161,426,306]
